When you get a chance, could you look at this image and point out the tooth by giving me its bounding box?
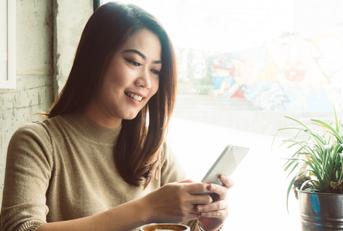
[127,92,142,102]
[134,95,142,101]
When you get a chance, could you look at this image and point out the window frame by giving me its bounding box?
[93,0,101,11]
[0,0,16,89]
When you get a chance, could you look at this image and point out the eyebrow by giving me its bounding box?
[122,49,162,64]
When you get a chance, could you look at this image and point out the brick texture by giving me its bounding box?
[0,75,53,206]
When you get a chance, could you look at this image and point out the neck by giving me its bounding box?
[83,101,122,129]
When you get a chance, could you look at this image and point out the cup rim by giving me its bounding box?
[139,223,189,230]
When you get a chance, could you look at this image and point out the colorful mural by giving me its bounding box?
[177,30,343,114]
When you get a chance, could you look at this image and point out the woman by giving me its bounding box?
[0,2,231,231]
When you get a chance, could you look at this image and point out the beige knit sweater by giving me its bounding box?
[0,114,185,231]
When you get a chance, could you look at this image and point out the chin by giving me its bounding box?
[123,112,140,120]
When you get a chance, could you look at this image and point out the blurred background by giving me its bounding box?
[2,0,343,230]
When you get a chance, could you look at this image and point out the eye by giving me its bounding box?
[125,58,142,67]
[151,69,161,76]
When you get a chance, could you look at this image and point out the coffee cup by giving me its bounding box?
[139,223,190,231]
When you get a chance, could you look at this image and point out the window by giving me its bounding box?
[101,1,343,230]
[0,0,16,89]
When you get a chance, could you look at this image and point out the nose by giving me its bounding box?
[136,68,152,89]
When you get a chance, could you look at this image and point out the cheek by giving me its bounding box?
[151,77,159,95]
[107,70,127,86]
[100,74,125,101]
[105,60,130,87]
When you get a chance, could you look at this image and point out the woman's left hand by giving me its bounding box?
[196,175,233,231]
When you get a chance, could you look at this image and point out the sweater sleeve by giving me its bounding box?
[0,122,53,231]
[160,143,186,185]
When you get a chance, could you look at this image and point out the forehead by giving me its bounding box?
[120,28,162,60]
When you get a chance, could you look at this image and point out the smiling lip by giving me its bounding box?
[124,90,146,103]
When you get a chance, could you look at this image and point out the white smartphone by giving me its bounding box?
[202,145,249,185]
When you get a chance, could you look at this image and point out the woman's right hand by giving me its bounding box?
[141,180,213,223]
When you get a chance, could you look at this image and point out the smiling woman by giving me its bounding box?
[47,3,177,188]
[0,2,231,231]
[96,29,162,125]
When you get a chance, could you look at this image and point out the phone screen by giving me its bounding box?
[202,145,249,184]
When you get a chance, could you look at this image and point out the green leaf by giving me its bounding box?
[285,161,301,177]
[312,119,343,143]
[281,112,343,194]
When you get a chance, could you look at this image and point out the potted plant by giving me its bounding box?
[279,111,343,230]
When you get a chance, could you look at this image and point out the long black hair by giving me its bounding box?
[48,2,177,186]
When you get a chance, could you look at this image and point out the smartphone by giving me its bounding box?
[202,145,249,185]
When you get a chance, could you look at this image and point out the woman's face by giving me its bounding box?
[96,28,162,122]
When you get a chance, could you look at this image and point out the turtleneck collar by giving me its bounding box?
[61,113,122,145]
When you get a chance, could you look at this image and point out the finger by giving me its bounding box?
[196,200,227,213]
[190,205,202,216]
[178,179,194,183]
[184,204,202,218]
[200,209,228,218]
[188,194,213,205]
[184,183,208,194]
[207,183,227,200]
[219,175,234,188]
[186,212,201,220]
